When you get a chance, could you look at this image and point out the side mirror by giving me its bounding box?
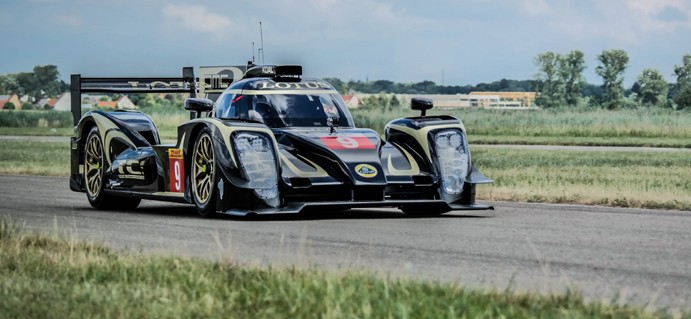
[185,98,213,119]
[185,98,213,112]
[410,97,433,117]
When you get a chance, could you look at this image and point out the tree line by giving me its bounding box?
[323,78,535,96]
[326,51,690,110]
[534,50,690,110]
[3,53,690,111]
[0,65,68,109]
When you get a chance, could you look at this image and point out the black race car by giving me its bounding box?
[69,64,492,216]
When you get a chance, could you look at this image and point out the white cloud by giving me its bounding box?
[626,0,691,31]
[513,0,691,46]
[519,0,550,16]
[54,12,81,27]
[162,4,233,33]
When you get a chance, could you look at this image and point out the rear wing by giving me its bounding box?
[70,65,248,125]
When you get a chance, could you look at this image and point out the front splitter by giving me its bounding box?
[221,199,493,216]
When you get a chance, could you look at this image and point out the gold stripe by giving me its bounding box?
[387,143,420,176]
[279,153,328,178]
[91,113,135,165]
[151,192,185,197]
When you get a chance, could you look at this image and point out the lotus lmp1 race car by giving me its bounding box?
[69,64,492,217]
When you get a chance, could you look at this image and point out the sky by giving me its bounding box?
[1,0,690,87]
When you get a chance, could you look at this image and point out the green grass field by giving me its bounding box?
[1,140,689,211]
[2,107,690,147]
[352,107,691,147]
[0,218,678,319]
[0,140,69,176]
[471,147,691,211]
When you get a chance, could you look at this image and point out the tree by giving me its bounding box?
[633,68,668,108]
[4,102,16,110]
[0,74,20,95]
[388,94,400,111]
[673,54,691,110]
[675,85,691,110]
[533,51,564,108]
[596,49,629,109]
[32,65,62,98]
[560,50,587,106]
[0,65,65,102]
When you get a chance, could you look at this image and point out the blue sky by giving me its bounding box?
[1,0,690,86]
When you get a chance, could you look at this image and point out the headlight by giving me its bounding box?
[433,130,469,195]
[233,132,279,201]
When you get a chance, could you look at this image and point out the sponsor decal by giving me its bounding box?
[126,81,188,89]
[169,148,185,193]
[120,174,145,180]
[199,66,246,94]
[320,135,376,150]
[115,158,146,179]
[355,164,378,178]
[218,179,224,200]
[257,80,332,90]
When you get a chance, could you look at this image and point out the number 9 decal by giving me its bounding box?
[173,161,181,191]
[320,135,376,150]
[169,148,185,193]
[336,136,359,149]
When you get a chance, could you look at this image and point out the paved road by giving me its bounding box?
[1,175,690,311]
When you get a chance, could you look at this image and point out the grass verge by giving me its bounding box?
[0,218,679,319]
[472,147,691,211]
[0,140,69,176]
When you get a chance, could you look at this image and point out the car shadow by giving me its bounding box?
[65,204,494,221]
[219,209,494,222]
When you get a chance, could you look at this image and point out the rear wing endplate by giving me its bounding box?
[70,65,247,125]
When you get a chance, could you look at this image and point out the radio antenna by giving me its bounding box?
[252,41,255,64]
[259,21,265,65]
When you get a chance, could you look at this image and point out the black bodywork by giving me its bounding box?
[69,65,492,216]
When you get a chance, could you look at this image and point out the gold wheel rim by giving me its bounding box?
[85,133,103,197]
[192,134,214,204]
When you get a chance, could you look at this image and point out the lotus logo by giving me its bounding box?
[355,164,378,178]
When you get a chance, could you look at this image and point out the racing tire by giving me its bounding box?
[84,126,141,210]
[191,128,218,217]
[400,206,449,217]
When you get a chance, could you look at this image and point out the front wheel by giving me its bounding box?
[191,128,217,217]
[84,126,141,210]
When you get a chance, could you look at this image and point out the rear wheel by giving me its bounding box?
[191,129,217,217]
[84,126,140,210]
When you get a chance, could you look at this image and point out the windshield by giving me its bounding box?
[217,92,354,128]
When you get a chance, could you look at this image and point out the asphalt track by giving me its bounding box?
[1,174,690,311]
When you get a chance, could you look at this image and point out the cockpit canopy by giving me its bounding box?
[215,78,354,128]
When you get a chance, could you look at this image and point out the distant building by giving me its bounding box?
[469,91,537,108]
[115,96,136,109]
[0,94,22,109]
[342,95,364,109]
[94,96,136,110]
[53,93,71,111]
[96,101,118,108]
[356,91,537,109]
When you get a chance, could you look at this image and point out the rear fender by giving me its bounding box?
[70,110,159,192]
